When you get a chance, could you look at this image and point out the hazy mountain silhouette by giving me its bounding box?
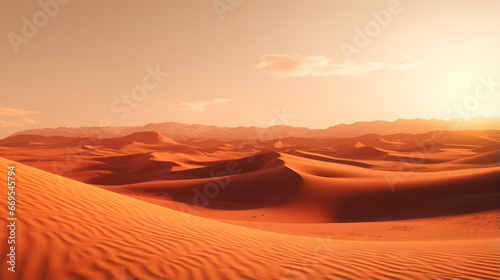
[6,116,500,140]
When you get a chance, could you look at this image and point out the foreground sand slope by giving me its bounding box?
[0,157,499,279]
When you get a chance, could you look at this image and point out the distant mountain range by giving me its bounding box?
[7,116,500,140]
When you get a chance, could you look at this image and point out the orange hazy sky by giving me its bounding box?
[1,0,499,138]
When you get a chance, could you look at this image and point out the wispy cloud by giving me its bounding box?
[255,55,420,77]
[23,118,37,124]
[0,107,41,116]
[159,97,232,112]
[0,120,24,127]
[388,56,421,70]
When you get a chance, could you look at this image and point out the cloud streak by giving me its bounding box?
[159,97,232,112]
[23,118,37,124]
[255,55,420,77]
[0,107,41,116]
[0,120,24,127]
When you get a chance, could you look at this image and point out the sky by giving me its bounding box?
[1,0,499,138]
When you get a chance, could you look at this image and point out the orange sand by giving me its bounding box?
[0,129,499,279]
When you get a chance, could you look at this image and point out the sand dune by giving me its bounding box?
[450,150,500,165]
[1,157,499,279]
[330,144,388,159]
[0,134,71,147]
[285,150,373,168]
[99,153,303,210]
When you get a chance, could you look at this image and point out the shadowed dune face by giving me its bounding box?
[82,153,181,184]
[90,152,303,209]
[334,168,500,222]
[168,162,302,210]
[332,144,389,159]
[285,150,373,168]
